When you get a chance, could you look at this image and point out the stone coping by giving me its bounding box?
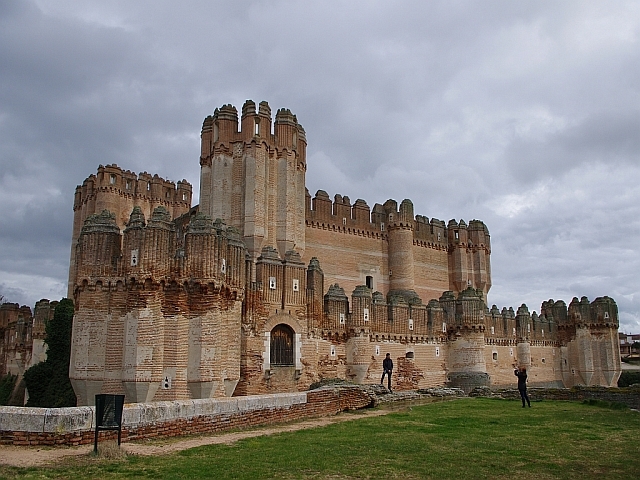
[0,392,308,434]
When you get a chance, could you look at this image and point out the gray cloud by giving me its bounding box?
[1,1,639,333]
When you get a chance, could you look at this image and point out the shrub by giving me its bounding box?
[618,371,640,388]
[23,298,76,407]
[0,374,17,405]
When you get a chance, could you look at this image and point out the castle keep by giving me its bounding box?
[67,101,621,405]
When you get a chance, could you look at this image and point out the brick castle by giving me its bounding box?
[66,101,621,405]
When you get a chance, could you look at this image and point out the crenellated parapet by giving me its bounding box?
[73,164,192,227]
[73,207,246,292]
[439,287,486,333]
[201,101,306,159]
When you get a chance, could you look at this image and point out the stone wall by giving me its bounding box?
[0,387,372,447]
[469,385,640,410]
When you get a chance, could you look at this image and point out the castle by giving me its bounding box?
[67,101,621,406]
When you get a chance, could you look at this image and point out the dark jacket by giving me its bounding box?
[514,369,527,390]
[383,357,393,372]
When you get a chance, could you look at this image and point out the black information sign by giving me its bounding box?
[94,394,125,453]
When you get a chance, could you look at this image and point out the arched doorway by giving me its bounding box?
[270,324,294,366]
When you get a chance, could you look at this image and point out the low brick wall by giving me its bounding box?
[469,385,640,409]
[0,386,373,447]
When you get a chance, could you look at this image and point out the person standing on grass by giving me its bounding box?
[514,366,531,407]
[381,353,393,391]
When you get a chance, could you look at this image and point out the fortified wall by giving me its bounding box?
[0,300,56,404]
[67,100,621,406]
[305,192,491,304]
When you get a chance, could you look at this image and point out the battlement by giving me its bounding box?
[200,100,306,160]
[314,272,615,349]
[305,189,489,249]
[73,207,246,291]
[73,164,192,211]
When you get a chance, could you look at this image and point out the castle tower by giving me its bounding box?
[441,287,489,393]
[346,285,373,384]
[589,296,621,387]
[564,296,621,387]
[74,210,122,281]
[68,165,192,296]
[199,101,307,269]
[448,219,491,300]
[386,199,416,295]
[306,257,324,329]
[515,304,532,368]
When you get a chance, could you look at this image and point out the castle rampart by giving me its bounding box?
[304,187,490,303]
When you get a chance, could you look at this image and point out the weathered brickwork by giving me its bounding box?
[67,100,621,406]
[0,301,55,404]
[0,388,372,447]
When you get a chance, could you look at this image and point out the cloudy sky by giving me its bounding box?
[1,1,638,332]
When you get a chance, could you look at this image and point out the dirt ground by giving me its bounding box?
[0,408,392,468]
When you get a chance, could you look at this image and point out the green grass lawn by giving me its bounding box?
[2,398,638,479]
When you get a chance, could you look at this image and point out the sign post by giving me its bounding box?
[94,394,125,453]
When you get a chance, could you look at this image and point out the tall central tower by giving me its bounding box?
[199,101,307,267]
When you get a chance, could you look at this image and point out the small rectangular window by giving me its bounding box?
[292,279,299,292]
[510,348,513,356]
[527,324,531,332]
[442,322,447,333]
[342,217,346,225]
[130,249,138,267]
[221,259,226,273]
[541,329,544,337]
[491,326,495,335]
[435,347,440,357]
[110,174,116,185]
[380,222,385,231]
[363,308,369,322]
[254,120,260,136]
[269,277,276,289]
[330,345,336,357]
[437,232,441,241]
[339,313,345,325]
[375,345,380,356]
[125,180,131,190]
[408,319,414,331]
[366,276,373,289]
[513,327,516,336]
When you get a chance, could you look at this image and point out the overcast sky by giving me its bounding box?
[1,1,638,332]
